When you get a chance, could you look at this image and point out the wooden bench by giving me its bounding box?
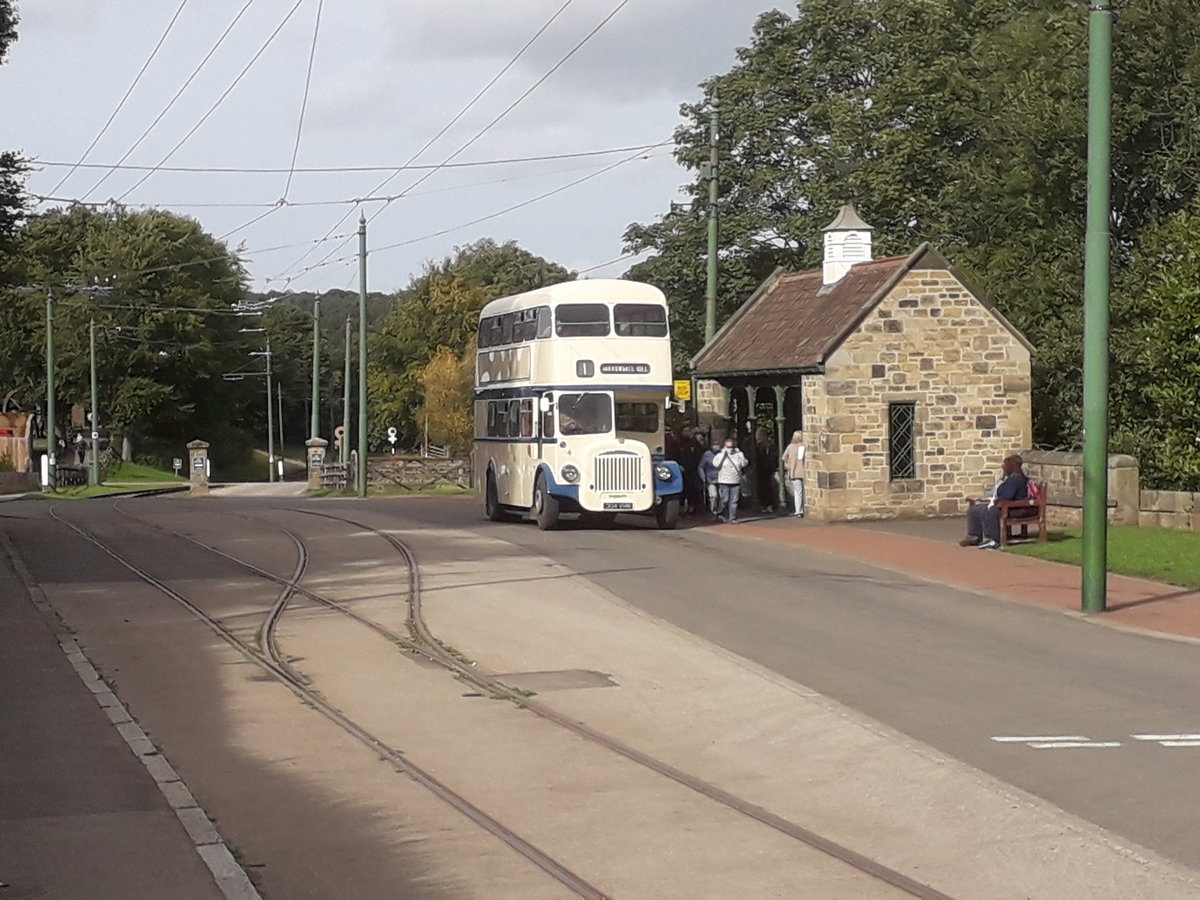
[967,481,1048,547]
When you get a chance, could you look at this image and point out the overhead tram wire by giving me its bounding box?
[283,0,323,200]
[45,0,191,198]
[286,140,670,283]
[277,0,635,288]
[268,0,579,286]
[31,144,663,175]
[115,0,309,204]
[80,0,258,202]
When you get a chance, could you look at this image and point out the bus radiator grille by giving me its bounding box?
[594,453,642,493]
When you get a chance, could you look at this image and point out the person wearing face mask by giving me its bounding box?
[712,437,749,524]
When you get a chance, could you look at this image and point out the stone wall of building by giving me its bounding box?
[803,269,1032,520]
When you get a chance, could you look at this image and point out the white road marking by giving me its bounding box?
[1131,734,1200,741]
[1159,740,1200,747]
[990,735,1088,743]
[1028,741,1122,749]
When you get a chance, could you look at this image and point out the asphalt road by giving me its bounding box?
[7,494,1200,877]
[356,496,1200,872]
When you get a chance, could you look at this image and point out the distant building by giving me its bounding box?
[692,205,1033,520]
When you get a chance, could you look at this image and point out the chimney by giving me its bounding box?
[822,203,873,285]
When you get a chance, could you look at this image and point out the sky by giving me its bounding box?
[2,0,778,293]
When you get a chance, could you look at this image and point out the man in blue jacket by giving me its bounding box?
[960,455,1028,549]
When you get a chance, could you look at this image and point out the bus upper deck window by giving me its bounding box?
[614,304,668,337]
[535,306,552,339]
[557,393,613,436]
[555,303,610,337]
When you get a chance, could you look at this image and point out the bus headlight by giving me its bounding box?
[561,464,580,484]
[654,464,673,482]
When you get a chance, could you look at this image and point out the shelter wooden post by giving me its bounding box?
[774,385,788,509]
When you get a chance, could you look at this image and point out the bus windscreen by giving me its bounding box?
[557,393,613,435]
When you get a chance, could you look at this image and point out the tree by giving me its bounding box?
[0,3,26,276]
[1110,202,1200,490]
[416,345,475,455]
[625,0,1200,454]
[367,239,571,448]
[2,206,252,462]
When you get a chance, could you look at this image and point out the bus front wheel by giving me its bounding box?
[485,472,508,522]
[655,497,680,530]
[533,474,560,530]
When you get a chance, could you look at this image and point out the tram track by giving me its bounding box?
[111,499,951,900]
[47,503,610,900]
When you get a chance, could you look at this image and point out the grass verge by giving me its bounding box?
[1008,525,1200,589]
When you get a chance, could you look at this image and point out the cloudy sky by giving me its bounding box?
[2,0,778,293]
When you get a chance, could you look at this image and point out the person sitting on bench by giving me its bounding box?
[960,455,1028,549]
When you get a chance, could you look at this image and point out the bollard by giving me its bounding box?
[186,439,210,496]
[305,437,328,492]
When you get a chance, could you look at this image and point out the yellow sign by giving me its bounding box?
[673,379,692,402]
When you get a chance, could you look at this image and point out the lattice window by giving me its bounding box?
[888,402,916,480]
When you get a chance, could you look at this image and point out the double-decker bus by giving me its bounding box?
[474,279,683,530]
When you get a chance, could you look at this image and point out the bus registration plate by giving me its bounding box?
[603,502,633,510]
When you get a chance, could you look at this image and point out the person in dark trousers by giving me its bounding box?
[699,439,722,519]
[755,429,778,512]
[960,455,1028,549]
[675,426,703,515]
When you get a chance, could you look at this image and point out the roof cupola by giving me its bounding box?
[822,203,873,285]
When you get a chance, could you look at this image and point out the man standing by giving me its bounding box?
[781,430,807,517]
[712,437,749,524]
[699,439,722,520]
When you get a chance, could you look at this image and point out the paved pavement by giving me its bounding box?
[0,535,229,900]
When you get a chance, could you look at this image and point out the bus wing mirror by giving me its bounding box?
[539,396,552,413]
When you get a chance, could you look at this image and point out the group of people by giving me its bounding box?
[667,426,808,525]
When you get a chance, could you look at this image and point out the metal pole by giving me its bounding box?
[703,98,720,345]
[357,215,368,498]
[45,292,56,491]
[266,336,276,483]
[1082,1,1113,613]
[310,298,321,439]
[342,316,351,466]
[89,317,99,486]
[277,381,285,475]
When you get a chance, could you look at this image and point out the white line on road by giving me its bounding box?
[990,736,1088,743]
[1028,742,1122,749]
[1131,734,1200,741]
[1157,740,1200,747]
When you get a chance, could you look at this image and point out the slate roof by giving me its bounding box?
[691,243,1030,378]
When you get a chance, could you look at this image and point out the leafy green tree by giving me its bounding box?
[625,0,1200,455]
[2,206,251,462]
[367,239,571,448]
[1110,202,1200,490]
[0,3,26,277]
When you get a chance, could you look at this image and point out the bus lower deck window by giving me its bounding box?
[616,402,659,433]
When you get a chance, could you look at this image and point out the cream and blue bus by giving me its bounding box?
[474,279,683,530]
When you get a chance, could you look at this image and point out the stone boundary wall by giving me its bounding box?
[1021,449,1198,530]
[0,471,38,494]
[367,455,471,490]
[1139,489,1200,531]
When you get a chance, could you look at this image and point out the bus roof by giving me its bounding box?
[478,279,666,319]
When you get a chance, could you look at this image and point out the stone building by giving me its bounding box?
[692,205,1033,520]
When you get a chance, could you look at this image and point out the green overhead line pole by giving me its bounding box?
[342,316,351,466]
[703,98,720,345]
[310,297,321,439]
[45,292,56,491]
[89,317,99,486]
[265,336,276,483]
[1082,1,1113,614]
[357,215,368,498]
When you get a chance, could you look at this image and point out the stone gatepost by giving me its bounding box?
[186,439,210,495]
[305,437,328,491]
